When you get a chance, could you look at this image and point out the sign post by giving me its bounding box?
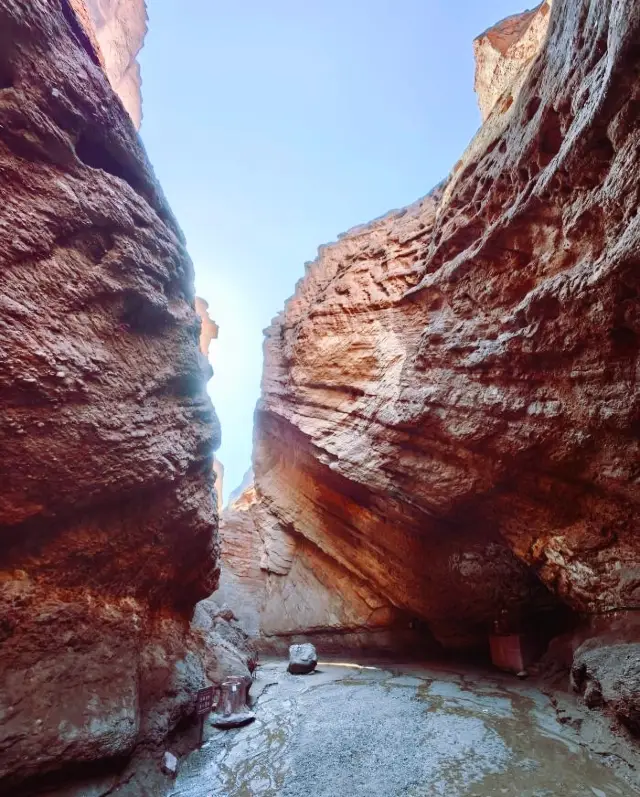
[196,686,216,747]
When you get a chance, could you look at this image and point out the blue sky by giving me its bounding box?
[139,0,523,500]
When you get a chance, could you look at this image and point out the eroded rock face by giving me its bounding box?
[78,0,147,128]
[0,0,220,790]
[250,0,640,650]
[192,598,257,683]
[194,295,223,510]
[212,455,224,512]
[572,636,640,737]
[195,296,220,358]
[473,1,552,121]
[216,479,424,653]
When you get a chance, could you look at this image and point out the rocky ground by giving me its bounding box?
[170,659,640,797]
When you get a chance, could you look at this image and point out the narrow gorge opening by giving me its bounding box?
[1,0,638,795]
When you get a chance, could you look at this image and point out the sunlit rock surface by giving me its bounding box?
[194,295,223,509]
[473,1,552,121]
[247,0,639,652]
[73,0,148,128]
[0,0,224,790]
[216,479,421,653]
[195,296,219,358]
[212,455,225,513]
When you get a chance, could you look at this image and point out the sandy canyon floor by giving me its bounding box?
[169,660,638,797]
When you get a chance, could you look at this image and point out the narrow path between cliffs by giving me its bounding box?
[169,660,637,797]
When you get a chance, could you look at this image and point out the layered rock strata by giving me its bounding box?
[216,479,423,653]
[0,0,228,791]
[243,0,639,653]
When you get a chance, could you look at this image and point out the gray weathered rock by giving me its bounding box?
[192,597,256,684]
[572,642,640,736]
[161,751,178,778]
[288,643,318,675]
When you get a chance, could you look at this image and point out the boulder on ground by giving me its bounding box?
[288,643,318,675]
[161,751,178,778]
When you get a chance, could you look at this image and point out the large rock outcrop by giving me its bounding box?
[572,638,640,736]
[239,0,639,652]
[0,1,224,791]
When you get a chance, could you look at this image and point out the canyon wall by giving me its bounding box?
[195,296,224,509]
[195,296,220,358]
[473,1,552,121]
[72,0,147,128]
[222,0,639,654]
[0,1,233,792]
[217,477,421,653]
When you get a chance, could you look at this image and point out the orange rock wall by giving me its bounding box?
[247,0,639,650]
[216,480,424,653]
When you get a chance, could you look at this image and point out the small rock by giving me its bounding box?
[288,643,318,675]
[161,751,178,778]
[217,605,236,622]
[516,758,540,771]
[516,670,528,679]
[212,711,255,729]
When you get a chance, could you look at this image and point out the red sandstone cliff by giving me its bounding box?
[217,477,416,652]
[0,1,237,792]
[474,1,552,121]
[220,0,639,659]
